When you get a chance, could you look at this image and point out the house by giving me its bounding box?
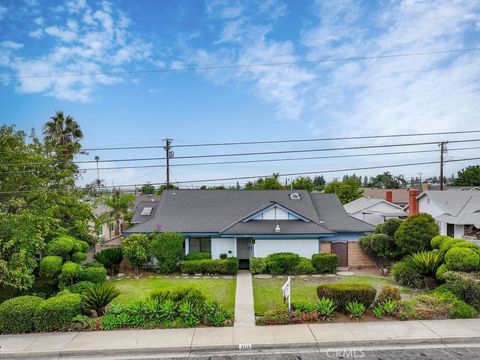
[410,190,480,242]
[126,190,375,269]
[361,188,412,207]
[92,203,123,241]
[131,196,160,225]
[344,196,407,226]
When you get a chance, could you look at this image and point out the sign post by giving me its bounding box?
[282,276,291,311]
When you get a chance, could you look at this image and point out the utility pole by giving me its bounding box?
[163,139,174,189]
[94,155,100,192]
[440,142,447,191]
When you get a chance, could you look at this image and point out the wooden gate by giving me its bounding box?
[331,242,348,268]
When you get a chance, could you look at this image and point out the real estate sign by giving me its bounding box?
[282,276,291,310]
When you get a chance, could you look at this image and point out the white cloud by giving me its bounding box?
[0,41,24,50]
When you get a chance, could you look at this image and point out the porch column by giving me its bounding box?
[184,236,189,255]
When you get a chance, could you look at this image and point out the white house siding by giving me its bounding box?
[418,196,466,238]
[350,202,405,226]
[211,237,236,259]
[454,224,465,238]
[253,239,319,258]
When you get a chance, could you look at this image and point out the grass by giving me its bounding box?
[111,277,237,313]
[253,275,396,315]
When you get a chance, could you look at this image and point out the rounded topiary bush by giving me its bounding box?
[71,252,87,264]
[45,236,76,258]
[39,255,63,280]
[69,281,95,294]
[436,263,448,280]
[0,296,44,334]
[431,235,452,249]
[451,241,478,250]
[34,293,82,332]
[316,283,376,310]
[311,253,339,273]
[295,257,316,274]
[439,238,463,255]
[265,252,300,274]
[82,266,107,283]
[445,247,480,272]
[73,240,89,253]
[59,261,84,286]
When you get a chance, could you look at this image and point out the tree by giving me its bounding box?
[453,165,480,186]
[141,183,155,195]
[313,175,326,188]
[121,234,150,275]
[245,174,284,190]
[99,189,134,234]
[394,213,439,257]
[368,172,406,189]
[324,178,363,204]
[291,176,315,191]
[42,111,83,158]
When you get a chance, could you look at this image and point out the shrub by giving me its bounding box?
[316,283,376,310]
[361,233,398,263]
[381,299,398,316]
[150,232,184,273]
[81,283,120,316]
[219,253,228,260]
[394,213,439,256]
[178,300,202,327]
[72,252,87,264]
[433,286,477,319]
[150,287,206,309]
[373,305,385,319]
[39,256,63,280]
[311,253,339,273]
[204,299,230,326]
[82,266,107,283]
[346,301,365,320]
[391,260,425,289]
[45,236,76,258]
[431,235,452,249]
[256,307,290,325]
[225,257,239,274]
[186,252,211,261]
[439,238,462,256]
[443,271,480,310]
[34,293,82,332]
[59,261,84,286]
[73,240,89,253]
[377,285,401,304]
[249,257,267,274]
[94,248,123,275]
[451,241,478,250]
[265,252,300,274]
[178,258,238,274]
[445,248,479,272]
[69,281,95,294]
[403,251,444,289]
[295,257,316,274]
[314,298,336,320]
[121,234,150,274]
[376,218,403,238]
[0,296,44,334]
[436,264,448,280]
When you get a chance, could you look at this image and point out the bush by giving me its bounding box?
[362,233,399,262]
[392,260,425,289]
[314,298,336,320]
[394,213,439,257]
[204,299,230,326]
[150,232,184,273]
[443,271,480,310]
[59,261,84,286]
[69,281,95,294]
[377,285,401,304]
[150,287,206,309]
[316,283,376,310]
[376,218,403,238]
[82,266,107,283]
[186,252,211,261]
[433,287,477,319]
[72,252,87,264]
[431,235,452,249]
[0,296,44,334]
[121,234,150,274]
[346,301,366,320]
[73,240,89,253]
[311,253,339,273]
[45,236,76,258]
[295,257,316,274]
[439,238,462,256]
[445,248,479,272]
[256,307,290,325]
[451,241,478,250]
[39,256,63,280]
[265,253,300,274]
[249,257,267,274]
[178,258,238,274]
[403,251,444,289]
[219,253,228,260]
[436,264,448,280]
[34,293,82,332]
[94,248,123,275]
[81,283,120,316]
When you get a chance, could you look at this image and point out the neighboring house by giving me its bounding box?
[92,203,124,241]
[126,190,375,269]
[361,188,412,207]
[344,197,407,226]
[411,190,480,241]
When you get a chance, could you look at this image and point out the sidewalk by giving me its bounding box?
[234,270,255,327]
[2,319,480,359]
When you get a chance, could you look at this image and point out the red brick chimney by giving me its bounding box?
[408,189,420,216]
[385,190,393,203]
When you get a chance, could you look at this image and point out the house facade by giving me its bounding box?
[126,190,375,268]
[344,196,407,226]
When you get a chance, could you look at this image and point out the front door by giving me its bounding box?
[236,238,253,269]
[331,242,348,268]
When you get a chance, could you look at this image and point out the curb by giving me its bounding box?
[2,336,480,359]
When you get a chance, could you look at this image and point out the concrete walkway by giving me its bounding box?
[2,319,480,358]
[234,270,255,327]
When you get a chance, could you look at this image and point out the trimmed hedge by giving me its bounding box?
[45,236,76,258]
[439,238,463,255]
[178,257,239,274]
[82,266,107,283]
[59,261,83,286]
[0,296,44,334]
[445,248,479,272]
[443,271,480,310]
[250,257,267,274]
[33,293,82,332]
[150,232,184,273]
[69,281,95,294]
[311,253,339,273]
[39,255,63,280]
[72,252,87,264]
[431,235,452,249]
[317,283,377,310]
[186,252,212,261]
[265,253,300,274]
[295,257,316,274]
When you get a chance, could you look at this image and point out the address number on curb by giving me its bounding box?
[239,344,252,350]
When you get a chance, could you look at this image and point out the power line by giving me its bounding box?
[7,47,480,80]
[2,145,480,175]
[1,156,479,194]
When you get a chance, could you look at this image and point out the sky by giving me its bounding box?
[1,0,480,188]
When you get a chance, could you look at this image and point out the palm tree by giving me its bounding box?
[43,111,83,157]
[100,189,135,236]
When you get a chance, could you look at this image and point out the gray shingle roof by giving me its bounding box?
[126,190,374,235]
[131,200,159,224]
[422,190,480,226]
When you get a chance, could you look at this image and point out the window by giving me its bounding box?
[447,223,455,237]
[109,223,115,232]
[97,227,103,236]
[189,237,211,254]
[141,207,153,216]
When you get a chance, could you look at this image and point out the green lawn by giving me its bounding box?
[110,277,237,313]
[253,275,395,315]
